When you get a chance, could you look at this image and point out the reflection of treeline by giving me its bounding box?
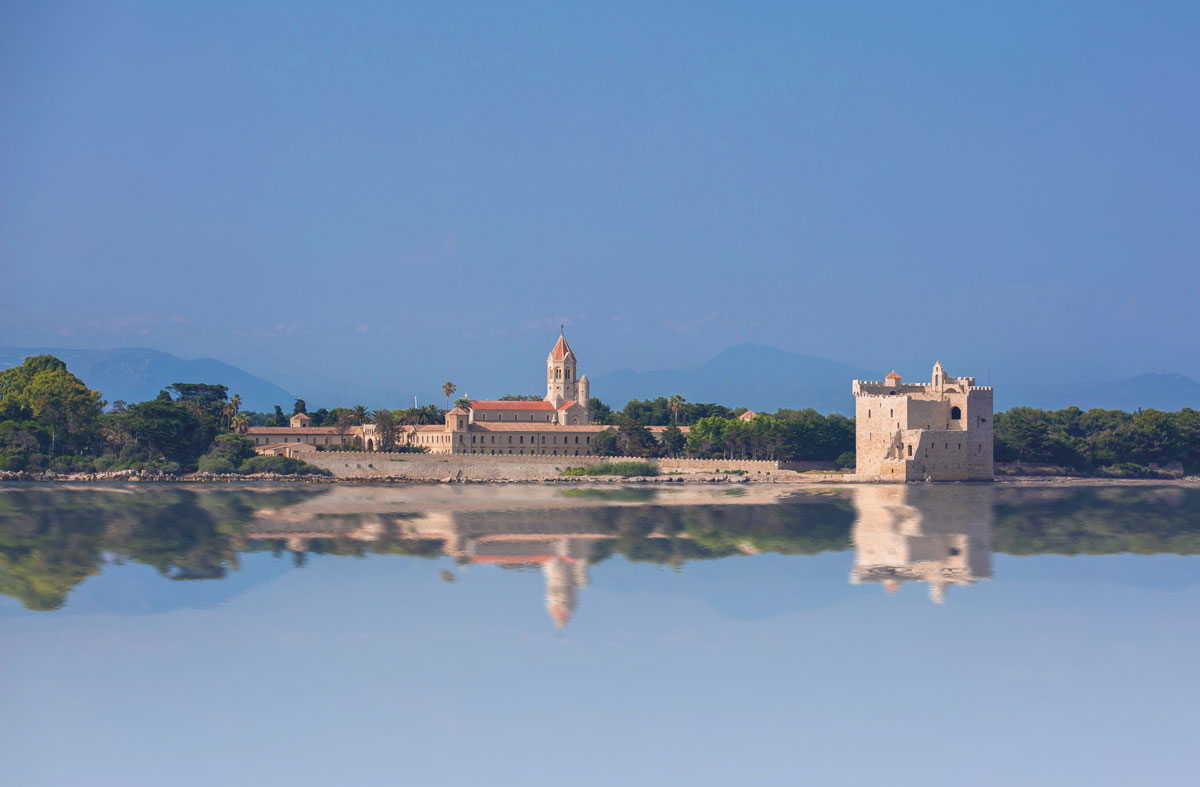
[994,486,1200,555]
[0,487,325,610]
[6,486,1200,612]
[572,499,857,564]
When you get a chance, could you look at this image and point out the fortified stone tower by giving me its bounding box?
[852,362,994,481]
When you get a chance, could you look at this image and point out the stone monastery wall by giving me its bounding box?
[302,452,830,481]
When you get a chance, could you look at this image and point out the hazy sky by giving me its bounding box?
[3,1,1198,395]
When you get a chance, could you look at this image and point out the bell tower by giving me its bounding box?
[546,329,578,407]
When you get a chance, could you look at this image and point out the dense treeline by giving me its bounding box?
[587,396,855,464]
[0,355,325,475]
[995,407,1200,476]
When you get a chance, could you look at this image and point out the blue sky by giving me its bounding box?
[3,1,1198,395]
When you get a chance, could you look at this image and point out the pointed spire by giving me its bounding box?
[548,330,574,361]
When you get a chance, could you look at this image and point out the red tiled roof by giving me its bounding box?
[548,332,573,361]
[886,371,901,380]
[558,400,581,410]
[471,423,610,432]
[245,426,342,434]
[470,555,552,564]
[470,400,555,411]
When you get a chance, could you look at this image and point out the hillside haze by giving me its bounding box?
[0,347,295,413]
[592,344,1200,415]
[592,344,878,415]
[4,344,1197,416]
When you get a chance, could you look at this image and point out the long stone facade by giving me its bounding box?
[853,362,994,481]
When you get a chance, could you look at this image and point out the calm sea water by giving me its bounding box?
[2,482,1198,786]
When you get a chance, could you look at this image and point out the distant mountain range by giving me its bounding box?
[3,343,1197,416]
[592,343,1200,415]
[0,347,295,413]
[1001,373,1200,413]
[593,344,876,415]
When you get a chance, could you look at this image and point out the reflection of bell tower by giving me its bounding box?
[543,538,591,629]
[849,485,994,603]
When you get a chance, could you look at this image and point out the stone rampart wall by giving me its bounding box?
[302,452,813,480]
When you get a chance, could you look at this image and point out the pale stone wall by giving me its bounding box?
[301,452,815,480]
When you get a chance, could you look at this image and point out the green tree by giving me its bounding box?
[616,420,659,457]
[119,398,202,465]
[167,383,228,417]
[592,429,620,456]
[668,394,685,425]
[373,408,397,451]
[350,405,371,425]
[588,397,616,425]
[661,424,685,457]
[453,397,472,412]
[197,434,257,473]
[442,382,457,410]
[0,355,104,456]
[293,398,307,415]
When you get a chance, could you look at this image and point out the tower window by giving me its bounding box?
[950,406,961,420]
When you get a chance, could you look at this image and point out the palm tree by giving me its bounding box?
[351,404,370,425]
[231,413,250,434]
[453,397,472,412]
[223,393,242,429]
[442,381,456,411]
[668,394,685,425]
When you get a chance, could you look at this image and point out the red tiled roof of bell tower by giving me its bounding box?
[548,331,573,361]
[886,371,902,380]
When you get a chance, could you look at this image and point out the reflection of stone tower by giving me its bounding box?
[849,485,993,603]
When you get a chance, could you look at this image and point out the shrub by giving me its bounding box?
[561,461,659,477]
[0,451,28,471]
[239,454,330,476]
[197,454,237,474]
[835,451,856,469]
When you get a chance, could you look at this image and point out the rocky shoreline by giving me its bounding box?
[1,469,1196,486]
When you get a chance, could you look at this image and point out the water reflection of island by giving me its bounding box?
[5,484,1196,616]
[850,486,993,604]
[245,485,997,625]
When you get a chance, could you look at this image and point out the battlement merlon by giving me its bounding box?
[853,378,992,397]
